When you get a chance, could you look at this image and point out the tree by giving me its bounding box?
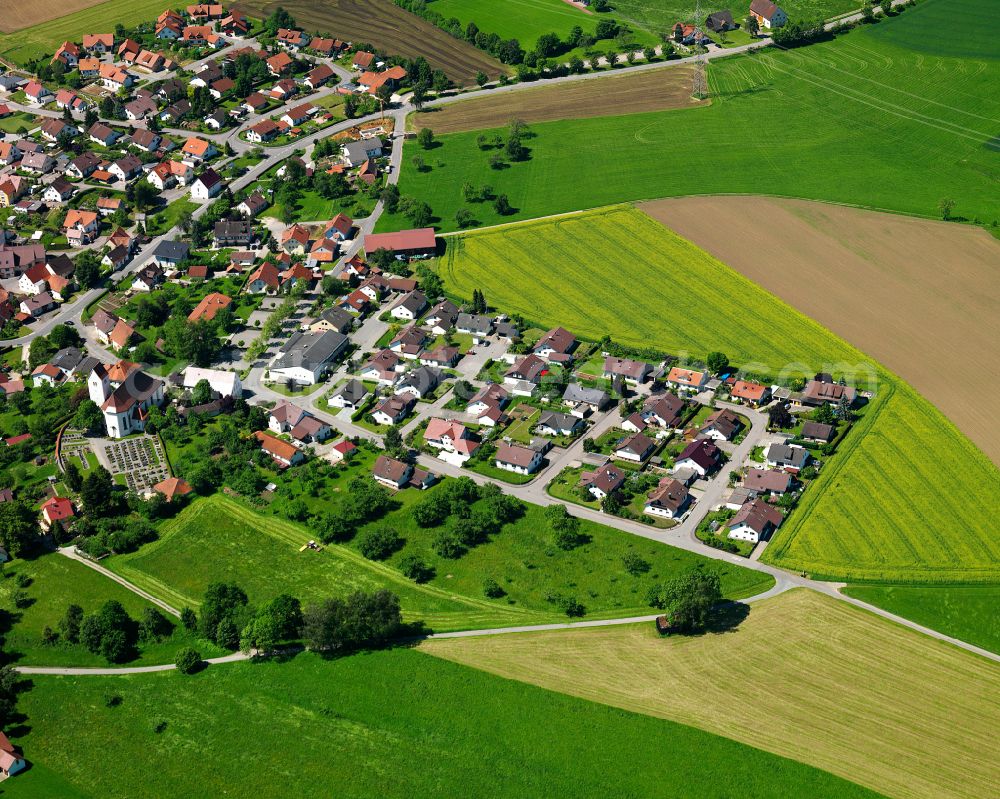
[58,603,84,644]
[74,251,101,288]
[139,607,172,642]
[483,577,506,598]
[546,504,585,549]
[812,402,837,425]
[380,184,400,214]
[455,208,476,228]
[180,607,198,631]
[73,400,104,435]
[383,425,404,456]
[493,194,512,215]
[301,589,402,652]
[938,197,955,220]
[399,553,434,583]
[409,201,433,228]
[622,552,651,576]
[879,0,892,14]
[504,134,527,162]
[475,71,488,87]
[417,127,435,149]
[81,466,115,516]
[746,15,760,36]
[357,526,402,561]
[198,582,249,645]
[646,570,722,632]
[0,500,38,557]
[191,378,213,406]
[412,491,451,527]
[706,351,729,374]
[80,600,137,663]
[861,3,876,22]
[65,461,83,493]
[767,402,793,430]
[432,528,465,559]
[175,647,202,674]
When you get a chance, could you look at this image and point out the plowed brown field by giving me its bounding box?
[414,66,705,133]
[0,0,107,34]
[236,0,504,85]
[641,196,1000,464]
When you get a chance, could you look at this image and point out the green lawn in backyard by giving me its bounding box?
[381,1,1000,234]
[0,0,169,63]
[0,553,221,667]
[841,583,1000,654]
[12,648,881,799]
[104,488,774,632]
[144,198,199,237]
[0,111,36,134]
[426,0,658,61]
[437,206,1000,584]
[262,187,374,222]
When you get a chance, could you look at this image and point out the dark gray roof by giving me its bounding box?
[152,239,189,260]
[271,330,348,370]
[562,383,609,407]
[51,347,84,371]
[332,379,367,403]
[456,313,493,335]
[318,306,353,332]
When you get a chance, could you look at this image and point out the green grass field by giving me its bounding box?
[425,589,1000,799]
[842,583,1000,654]
[0,554,220,667]
[12,647,881,799]
[426,0,659,60]
[383,0,1000,234]
[103,493,773,631]
[438,206,1000,584]
[0,0,167,63]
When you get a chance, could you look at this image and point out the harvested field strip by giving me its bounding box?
[423,589,1000,799]
[235,0,505,84]
[0,0,108,35]
[107,495,549,631]
[415,66,706,133]
[641,196,1000,465]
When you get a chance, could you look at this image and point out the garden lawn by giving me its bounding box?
[438,206,1000,583]
[0,111,36,134]
[382,0,1000,233]
[0,553,221,667]
[0,0,168,63]
[104,490,773,631]
[841,583,1000,654]
[144,198,198,237]
[426,0,658,61]
[12,647,881,799]
[424,589,1000,799]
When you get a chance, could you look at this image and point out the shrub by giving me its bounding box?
[483,578,506,598]
[399,553,435,583]
[357,526,402,561]
[175,647,203,675]
[622,552,651,576]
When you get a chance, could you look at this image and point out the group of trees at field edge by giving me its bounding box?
[186,582,403,660]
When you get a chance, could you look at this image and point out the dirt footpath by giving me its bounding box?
[641,196,1000,465]
[414,67,706,133]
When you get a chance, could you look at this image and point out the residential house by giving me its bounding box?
[371,394,416,426]
[20,151,54,174]
[495,441,544,475]
[424,300,458,334]
[328,379,368,410]
[665,367,709,392]
[43,178,75,204]
[42,496,75,527]
[359,349,403,385]
[390,290,427,322]
[744,467,794,496]
[88,122,120,147]
[394,366,441,400]
[20,292,55,316]
[699,408,742,441]
[504,354,547,389]
[419,346,460,369]
[191,168,224,200]
[562,383,610,416]
[182,137,218,163]
[269,78,298,100]
[237,191,268,217]
[125,96,158,120]
[63,209,99,246]
[276,28,310,48]
[131,264,165,292]
[537,411,584,438]
[67,152,101,179]
[245,261,281,293]
[52,41,81,67]
[269,401,309,433]
[281,102,315,127]
[798,379,856,408]
[579,463,626,500]
[749,0,788,28]
[640,393,686,430]
[705,10,736,31]
[731,379,771,406]
[604,356,651,383]
[645,478,691,519]
[455,313,493,338]
[243,92,269,113]
[674,439,722,477]
[150,239,189,267]
[32,363,63,386]
[40,118,76,142]
[424,418,480,465]
[534,326,577,362]
[388,325,428,359]
[328,439,356,464]
[109,154,143,182]
[129,128,162,153]
[305,64,334,89]
[266,52,294,76]
[23,81,53,105]
[615,432,655,463]
[765,442,810,473]
[727,499,783,543]
[467,383,509,424]
[280,223,310,254]
[99,63,134,91]
[372,455,434,490]
[358,66,407,95]
[801,421,835,443]
[213,219,253,247]
[351,51,375,70]
[187,292,232,323]
[268,329,349,385]
[342,137,383,167]
[323,213,353,241]
[254,431,304,467]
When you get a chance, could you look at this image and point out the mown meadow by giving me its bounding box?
[13,647,884,799]
[105,492,773,632]
[436,206,1000,595]
[382,0,1000,233]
